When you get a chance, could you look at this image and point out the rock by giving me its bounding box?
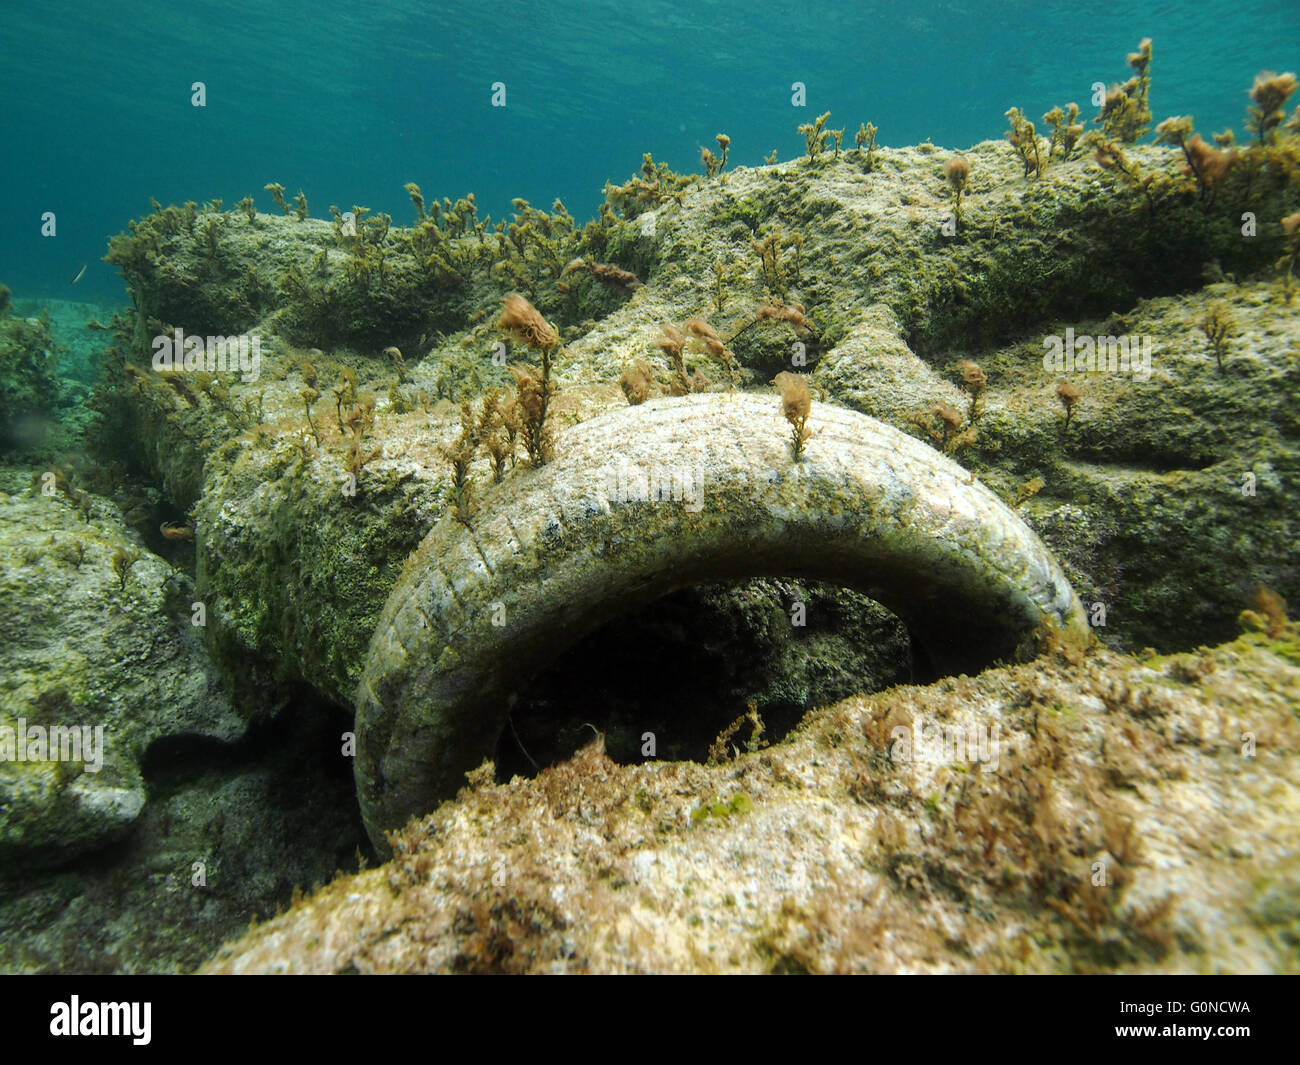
[204,630,1300,974]
[0,467,244,866]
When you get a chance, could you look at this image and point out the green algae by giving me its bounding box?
[691,792,754,824]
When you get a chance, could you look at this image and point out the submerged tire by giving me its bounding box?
[355,392,1087,851]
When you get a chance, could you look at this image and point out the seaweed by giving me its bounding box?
[619,360,655,405]
[774,371,812,460]
[1247,71,1298,146]
[956,359,986,423]
[1200,302,1235,372]
[854,122,878,171]
[798,111,834,160]
[499,295,559,466]
[1095,38,1153,143]
[111,547,140,591]
[301,388,322,446]
[264,182,291,215]
[1056,379,1082,433]
[1155,117,1238,201]
[1005,107,1043,178]
[701,133,730,177]
[440,398,485,527]
[1279,212,1300,299]
[944,154,970,217]
[1043,103,1084,160]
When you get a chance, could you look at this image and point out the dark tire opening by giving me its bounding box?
[495,577,914,779]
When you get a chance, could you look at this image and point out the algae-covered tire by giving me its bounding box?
[355,392,1087,852]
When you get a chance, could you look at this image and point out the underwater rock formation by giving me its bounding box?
[0,307,62,452]
[205,629,1300,974]
[0,692,367,973]
[95,136,1298,701]
[0,467,244,865]
[61,109,1295,973]
[356,391,1086,850]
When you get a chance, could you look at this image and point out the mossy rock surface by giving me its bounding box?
[204,630,1300,974]
[91,132,1300,884]
[0,468,244,865]
[0,312,62,451]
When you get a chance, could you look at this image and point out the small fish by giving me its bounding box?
[159,522,195,542]
[70,263,87,285]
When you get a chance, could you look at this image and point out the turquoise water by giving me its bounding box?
[1,0,1295,303]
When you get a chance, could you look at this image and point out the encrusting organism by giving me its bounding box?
[774,372,812,460]
[1200,303,1235,372]
[1056,380,1082,433]
[498,294,559,466]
